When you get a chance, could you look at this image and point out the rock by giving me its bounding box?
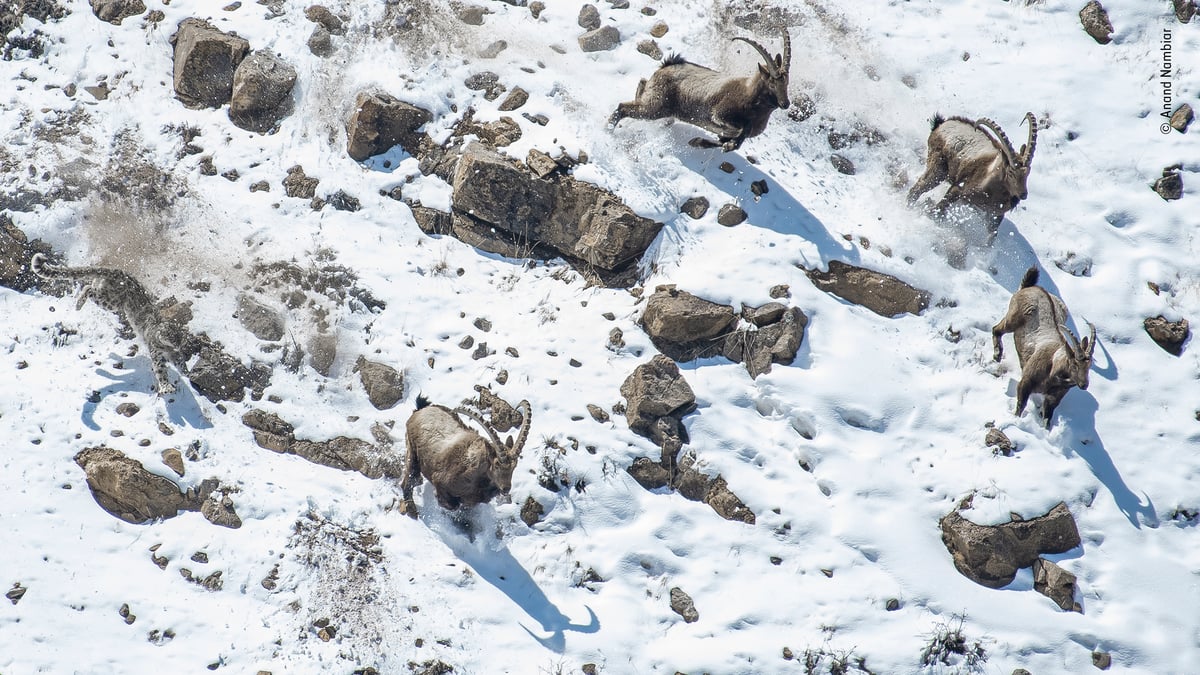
[639,286,737,361]
[243,408,400,479]
[1170,103,1194,132]
[804,260,931,317]
[1143,315,1189,355]
[456,4,488,25]
[449,143,663,272]
[228,50,297,133]
[479,39,507,59]
[626,456,671,489]
[717,203,748,226]
[530,1,545,18]
[649,20,668,37]
[237,294,285,341]
[669,587,699,623]
[1176,0,1197,23]
[526,149,560,178]
[701,474,755,524]
[74,447,192,524]
[498,87,528,111]
[90,0,145,25]
[578,25,620,52]
[0,216,46,292]
[304,5,345,35]
[637,39,663,60]
[355,356,404,409]
[769,284,790,299]
[1033,558,1081,612]
[1152,165,1183,201]
[307,25,332,57]
[6,583,27,605]
[346,92,433,161]
[464,71,506,100]
[940,502,1081,588]
[725,306,807,379]
[830,154,856,175]
[743,302,787,327]
[1079,1,1114,44]
[170,18,250,108]
[161,449,185,477]
[985,427,1015,456]
[619,355,697,437]
[520,496,544,527]
[188,343,270,403]
[327,190,360,212]
[586,404,610,423]
[242,409,296,453]
[283,165,320,199]
[679,196,709,219]
[200,493,242,529]
[308,332,337,376]
[578,3,600,30]
[411,206,452,235]
[1092,651,1112,670]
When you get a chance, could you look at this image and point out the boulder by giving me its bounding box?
[170,18,250,108]
[1176,0,1197,23]
[308,25,333,56]
[724,306,808,378]
[619,355,696,437]
[229,50,297,133]
[577,3,600,30]
[669,587,699,623]
[1033,558,1081,612]
[940,502,1081,588]
[578,25,620,52]
[639,285,737,361]
[345,92,433,161]
[200,493,243,529]
[188,343,271,403]
[283,165,320,199]
[0,215,50,292]
[74,447,202,524]
[450,143,663,272]
[1153,165,1184,201]
[717,203,748,226]
[805,260,930,317]
[304,5,345,34]
[1170,103,1194,133]
[242,408,402,479]
[679,196,709,219]
[354,356,404,410]
[1144,315,1189,355]
[236,294,285,341]
[90,0,145,25]
[1079,1,1114,44]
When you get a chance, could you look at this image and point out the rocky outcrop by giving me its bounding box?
[639,286,737,361]
[0,215,51,292]
[449,143,663,273]
[170,18,250,108]
[242,409,403,479]
[805,260,930,317]
[345,91,433,161]
[229,50,297,133]
[1033,558,1081,612]
[940,502,1081,588]
[1144,315,1189,355]
[90,0,145,25]
[723,304,808,378]
[620,355,696,442]
[74,447,236,527]
[236,294,285,341]
[187,342,271,403]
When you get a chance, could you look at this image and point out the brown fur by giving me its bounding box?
[992,267,1095,427]
[908,113,1037,236]
[609,30,791,152]
[401,397,531,515]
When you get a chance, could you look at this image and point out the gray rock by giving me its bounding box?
[1153,165,1184,201]
[456,4,489,25]
[637,39,662,60]
[304,5,345,35]
[830,154,856,175]
[669,587,699,623]
[717,203,748,226]
[619,355,697,437]
[578,3,600,30]
[242,409,401,479]
[680,196,709,219]
[626,456,671,489]
[200,493,242,529]
[1144,315,1189,355]
[308,331,337,376]
[1170,103,1194,132]
[649,20,668,38]
[355,356,404,410]
[578,25,620,52]
[530,1,545,19]
[639,285,737,361]
[1033,558,1081,612]
[90,0,145,25]
[161,448,185,477]
[188,343,271,403]
[724,306,807,378]
[283,165,320,199]
[498,87,529,112]
[237,293,285,341]
[307,25,332,57]
[1092,651,1112,670]
[805,260,931,317]
[170,18,250,108]
[985,427,1015,456]
[940,502,1081,588]
[1176,0,1196,23]
[479,39,508,59]
[1079,1,1113,44]
[345,91,433,161]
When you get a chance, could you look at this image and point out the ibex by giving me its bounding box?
[992,267,1095,427]
[401,394,531,516]
[608,28,791,152]
[908,113,1037,236]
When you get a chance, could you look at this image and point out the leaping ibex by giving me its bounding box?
[992,267,1095,428]
[609,28,792,152]
[908,113,1038,236]
[401,394,532,515]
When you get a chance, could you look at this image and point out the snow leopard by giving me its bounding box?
[31,253,189,395]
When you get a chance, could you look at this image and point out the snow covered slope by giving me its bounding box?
[2,0,1198,673]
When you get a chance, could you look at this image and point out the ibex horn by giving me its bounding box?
[975,118,1018,167]
[454,406,507,457]
[781,26,792,75]
[1020,112,1037,167]
[732,36,780,76]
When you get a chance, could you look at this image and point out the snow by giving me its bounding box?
[2,0,1198,673]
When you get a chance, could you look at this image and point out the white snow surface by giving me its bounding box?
[2,0,1199,673]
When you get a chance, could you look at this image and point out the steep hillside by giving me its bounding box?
[1,1,1198,673]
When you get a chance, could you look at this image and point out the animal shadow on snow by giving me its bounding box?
[421,501,600,653]
[81,357,212,431]
[672,135,858,268]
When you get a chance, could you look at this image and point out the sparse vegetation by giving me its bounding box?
[919,615,988,672]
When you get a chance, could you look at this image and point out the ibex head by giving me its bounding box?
[1054,322,1096,393]
[976,113,1038,205]
[733,26,791,110]
[455,400,532,495]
